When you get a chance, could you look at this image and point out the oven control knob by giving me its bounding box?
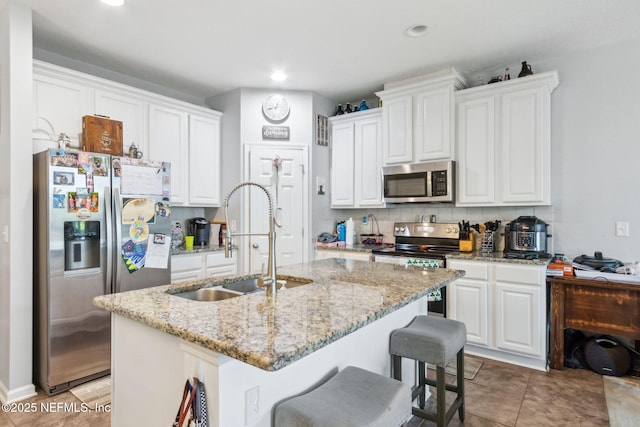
[394,226,399,232]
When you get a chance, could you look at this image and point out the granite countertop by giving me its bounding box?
[315,243,392,252]
[447,251,552,266]
[171,245,227,256]
[318,244,550,266]
[93,259,464,371]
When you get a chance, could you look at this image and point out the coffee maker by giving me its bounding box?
[188,217,211,247]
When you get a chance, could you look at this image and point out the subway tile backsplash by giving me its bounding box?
[330,205,554,248]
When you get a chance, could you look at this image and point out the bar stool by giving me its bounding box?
[274,366,411,427]
[389,315,466,427]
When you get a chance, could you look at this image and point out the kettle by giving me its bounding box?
[188,217,211,247]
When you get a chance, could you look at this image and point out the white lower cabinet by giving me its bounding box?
[447,259,546,370]
[171,251,237,283]
[205,252,237,278]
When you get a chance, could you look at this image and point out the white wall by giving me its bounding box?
[311,94,336,246]
[0,1,37,403]
[539,40,640,261]
[206,88,322,270]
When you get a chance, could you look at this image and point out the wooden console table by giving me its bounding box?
[549,276,640,370]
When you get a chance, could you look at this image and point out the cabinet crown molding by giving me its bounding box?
[328,108,381,123]
[33,59,222,118]
[376,66,468,99]
[455,70,559,100]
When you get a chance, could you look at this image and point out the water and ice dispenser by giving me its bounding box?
[64,221,100,271]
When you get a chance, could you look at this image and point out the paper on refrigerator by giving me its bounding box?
[144,233,171,269]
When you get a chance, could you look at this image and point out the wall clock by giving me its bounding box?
[262,94,290,122]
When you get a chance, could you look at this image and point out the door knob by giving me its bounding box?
[252,243,259,249]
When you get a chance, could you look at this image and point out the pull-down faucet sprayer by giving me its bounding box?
[223,182,277,296]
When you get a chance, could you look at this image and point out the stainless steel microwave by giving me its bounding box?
[382,160,455,203]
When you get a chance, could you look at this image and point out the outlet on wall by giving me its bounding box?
[615,221,630,237]
[245,386,259,424]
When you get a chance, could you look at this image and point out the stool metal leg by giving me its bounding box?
[392,354,402,381]
[457,349,465,422]
[436,365,446,427]
[418,361,426,409]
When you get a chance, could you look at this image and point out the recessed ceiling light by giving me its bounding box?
[270,71,288,82]
[100,0,125,6]
[405,24,429,38]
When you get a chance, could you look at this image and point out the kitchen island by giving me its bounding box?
[94,258,464,426]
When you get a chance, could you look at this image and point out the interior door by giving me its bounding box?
[247,146,306,273]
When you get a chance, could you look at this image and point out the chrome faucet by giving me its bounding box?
[223,182,277,296]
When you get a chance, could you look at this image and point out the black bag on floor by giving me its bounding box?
[564,328,590,369]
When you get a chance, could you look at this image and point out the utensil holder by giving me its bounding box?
[481,230,495,254]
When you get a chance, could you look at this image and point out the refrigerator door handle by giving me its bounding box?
[114,187,123,293]
[104,187,113,295]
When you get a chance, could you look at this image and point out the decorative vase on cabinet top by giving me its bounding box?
[518,61,533,77]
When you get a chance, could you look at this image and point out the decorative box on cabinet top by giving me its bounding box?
[82,115,123,156]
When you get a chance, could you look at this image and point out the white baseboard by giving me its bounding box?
[0,380,37,403]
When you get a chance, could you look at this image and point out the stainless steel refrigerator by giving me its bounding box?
[33,148,173,395]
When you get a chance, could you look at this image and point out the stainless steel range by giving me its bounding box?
[372,222,460,316]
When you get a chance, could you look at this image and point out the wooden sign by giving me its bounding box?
[262,125,290,140]
[82,115,123,156]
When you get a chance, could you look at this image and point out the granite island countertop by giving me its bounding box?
[94,258,464,371]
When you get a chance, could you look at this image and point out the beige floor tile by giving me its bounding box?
[516,368,609,427]
[464,379,524,426]
[2,389,109,427]
[409,411,511,427]
[470,358,532,396]
[0,411,14,427]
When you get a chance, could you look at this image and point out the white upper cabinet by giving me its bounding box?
[376,68,466,165]
[330,119,355,207]
[148,104,189,204]
[381,95,413,164]
[33,70,94,147]
[354,113,384,207]
[94,89,147,157]
[33,61,223,207]
[414,85,455,161]
[188,113,222,206]
[456,71,559,206]
[330,109,384,208]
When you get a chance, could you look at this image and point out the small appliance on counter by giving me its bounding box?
[573,252,624,272]
[504,216,551,259]
[188,217,211,247]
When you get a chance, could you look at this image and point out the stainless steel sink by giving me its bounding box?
[222,276,313,293]
[276,277,313,290]
[173,287,243,302]
[170,276,314,302]
[222,278,262,293]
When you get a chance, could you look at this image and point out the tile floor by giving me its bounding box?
[0,354,634,426]
[410,355,615,427]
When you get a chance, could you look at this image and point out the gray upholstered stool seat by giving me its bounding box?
[274,365,411,427]
[390,315,467,427]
